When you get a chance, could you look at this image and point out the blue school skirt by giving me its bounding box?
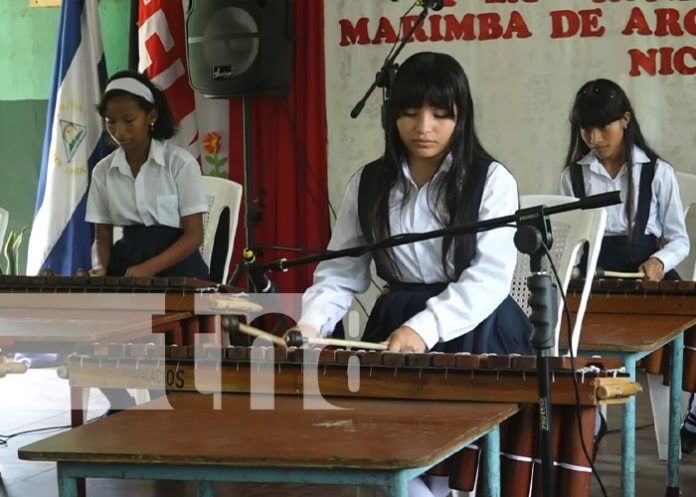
[598,234,680,281]
[359,282,533,355]
[106,225,210,280]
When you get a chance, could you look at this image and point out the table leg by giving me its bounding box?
[67,387,88,497]
[197,480,214,497]
[478,426,501,497]
[666,332,684,496]
[57,463,78,497]
[621,357,637,497]
[386,473,409,497]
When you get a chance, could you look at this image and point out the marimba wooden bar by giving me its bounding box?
[65,344,638,406]
[0,275,248,314]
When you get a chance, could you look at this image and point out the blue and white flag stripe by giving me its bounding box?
[27,0,110,276]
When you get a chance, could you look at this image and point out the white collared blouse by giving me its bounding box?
[298,155,521,349]
[86,139,208,228]
[560,146,689,272]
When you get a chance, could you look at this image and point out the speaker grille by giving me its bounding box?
[202,8,259,79]
[186,0,295,97]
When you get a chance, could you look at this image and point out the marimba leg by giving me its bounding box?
[500,406,535,497]
[641,348,664,375]
[557,405,595,497]
[448,443,479,492]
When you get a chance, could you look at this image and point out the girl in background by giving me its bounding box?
[560,78,688,281]
[560,78,692,453]
[87,70,209,280]
[86,70,209,412]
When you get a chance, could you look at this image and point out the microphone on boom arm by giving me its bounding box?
[243,248,278,294]
[391,0,445,10]
[417,0,445,11]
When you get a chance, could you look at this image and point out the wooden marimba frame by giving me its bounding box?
[0,275,254,346]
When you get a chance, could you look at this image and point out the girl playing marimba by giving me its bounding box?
[559,78,689,281]
[293,51,533,497]
[85,70,209,412]
[86,70,209,280]
[559,78,693,454]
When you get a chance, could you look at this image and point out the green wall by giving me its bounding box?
[0,0,130,272]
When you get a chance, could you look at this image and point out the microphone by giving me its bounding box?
[243,248,277,294]
[392,0,445,10]
[416,0,445,10]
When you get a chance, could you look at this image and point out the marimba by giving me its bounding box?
[64,343,640,497]
[566,278,696,497]
[65,343,637,406]
[0,274,254,312]
[0,275,257,427]
[567,278,696,391]
[0,275,258,345]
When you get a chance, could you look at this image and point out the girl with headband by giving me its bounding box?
[86,70,209,413]
[86,70,209,281]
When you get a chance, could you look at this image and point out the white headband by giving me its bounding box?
[105,77,155,103]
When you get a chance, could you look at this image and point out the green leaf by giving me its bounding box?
[2,225,29,275]
[3,231,16,275]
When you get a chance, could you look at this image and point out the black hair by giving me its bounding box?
[564,78,660,238]
[372,51,495,280]
[97,69,177,140]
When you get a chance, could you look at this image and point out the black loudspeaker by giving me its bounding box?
[186,0,294,97]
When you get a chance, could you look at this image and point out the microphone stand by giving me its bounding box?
[253,192,619,275]
[350,4,432,120]
[250,192,619,497]
[514,205,558,497]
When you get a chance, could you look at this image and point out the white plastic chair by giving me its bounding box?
[200,176,243,283]
[675,171,696,280]
[94,178,243,284]
[511,194,607,356]
[0,207,8,254]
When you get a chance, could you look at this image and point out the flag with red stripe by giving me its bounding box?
[137,0,230,177]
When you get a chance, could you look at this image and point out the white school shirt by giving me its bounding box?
[559,146,689,273]
[86,139,208,228]
[298,155,520,350]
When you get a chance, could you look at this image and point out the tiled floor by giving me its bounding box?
[0,367,694,497]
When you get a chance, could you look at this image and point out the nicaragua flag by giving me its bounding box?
[26,0,110,276]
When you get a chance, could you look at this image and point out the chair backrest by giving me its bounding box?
[200,176,243,283]
[511,195,607,355]
[0,207,8,253]
[674,171,696,280]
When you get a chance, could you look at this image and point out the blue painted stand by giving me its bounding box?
[579,331,684,497]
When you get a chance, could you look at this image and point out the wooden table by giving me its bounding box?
[18,392,519,497]
[569,310,696,497]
